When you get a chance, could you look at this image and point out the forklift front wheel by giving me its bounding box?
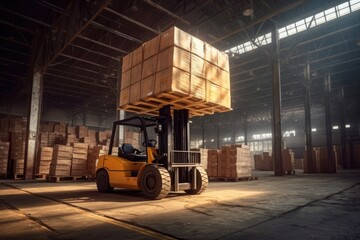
[96,169,114,193]
[140,165,171,200]
[185,167,208,195]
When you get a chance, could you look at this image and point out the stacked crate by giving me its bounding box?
[87,145,108,175]
[37,147,53,175]
[86,130,97,147]
[119,26,231,116]
[67,126,75,134]
[14,159,24,176]
[66,133,77,145]
[303,147,337,173]
[219,145,252,178]
[207,149,218,177]
[0,117,9,141]
[50,145,73,176]
[39,132,49,148]
[282,149,295,172]
[54,123,66,133]
[10,131,25,160]
[9,117,27,132]
[71,143,88,176]
[76,125,88,139]
[55,133,66,145]
[96,131,108,145]
[48,132,56,146]
[42,122,55,132]
[0,141,10,176]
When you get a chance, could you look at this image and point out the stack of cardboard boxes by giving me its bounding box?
[50,145,73,176]
[218,145,252,178]
[207,149,219,177]
[71,143,88,176]
[87,145,108,175]
[0,141,10,176]
[37,147,53,175]
[119,26,231,116]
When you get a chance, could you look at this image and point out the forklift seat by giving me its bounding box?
[119,143,147,162]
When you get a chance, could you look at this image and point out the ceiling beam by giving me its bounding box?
[143,0,191,25]
[105,7,160,34]
[77,35,127,54]
[44,0,112,70]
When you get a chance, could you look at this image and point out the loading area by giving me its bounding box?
[1,170,359,240]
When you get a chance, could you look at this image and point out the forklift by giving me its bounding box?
[95,105,208,199]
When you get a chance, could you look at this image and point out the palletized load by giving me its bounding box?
[119,26,231,117]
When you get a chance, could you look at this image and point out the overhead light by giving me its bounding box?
[332,125,339,130]
[243,8,253,17]
[345,124,350,128]
[312,128,317,132]
[211,139,214,142]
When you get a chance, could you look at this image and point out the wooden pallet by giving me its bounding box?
[35,174,47,180]
[284,170,296,175]
[46,175,87,183]
[120,91,231,117]
[209,176,258,182]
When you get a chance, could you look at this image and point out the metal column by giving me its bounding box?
[174,109,189,183]
[324,73,335,172]
[271,20,283,176]
[24,71,43,179]
[159,105,172,170]
[304,60,314,173]
[201,118,205,148]
[339,88,347,168]
[244,113,248,145]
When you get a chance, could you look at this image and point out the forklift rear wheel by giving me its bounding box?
[140,165,170,200]
[96,169,114,193]
[185,167,208,195]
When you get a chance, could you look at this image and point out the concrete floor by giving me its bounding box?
[0,170,359,240]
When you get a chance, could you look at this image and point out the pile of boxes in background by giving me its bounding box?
[0,115,113,178]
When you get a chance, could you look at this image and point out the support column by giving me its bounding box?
[304,60,314,173]
[339,88,347,168]
[201,118,205,148]
[324,73,335,172]
[232,120,236,145]
[24,71,43,179]
[271,20,283,176]
[159,105,172,170]
[116,63,125,146]
[244,113,248,145]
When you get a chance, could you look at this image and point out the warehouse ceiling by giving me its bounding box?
[0,0,359,124]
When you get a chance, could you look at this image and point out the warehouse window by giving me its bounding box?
[225,0,360,56]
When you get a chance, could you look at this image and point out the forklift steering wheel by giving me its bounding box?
[143,139,157,147]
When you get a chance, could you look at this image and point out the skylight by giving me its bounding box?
[225,0,360,56]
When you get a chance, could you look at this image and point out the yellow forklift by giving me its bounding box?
[96,105,208,199]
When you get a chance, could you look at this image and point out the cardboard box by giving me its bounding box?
[218,67,230,89]
[121,69,131,90]
[119,87,130,107]
[191,54,206,78]
[206,82,231,108]
[157,46,191,72]
[131,63,142,84]
[205,43,218,63]
[122,52,133,72]
[142,54,158,79]
[141,75,156,99]
[218,51,229,72]
[155,67,190,95]
[205,61,218,85]
[132,46,143,66]
[160,26,191,51]
[144,35,160,59]
[130,81,141,103]
[191,36,205,58]
[190,75,206,100]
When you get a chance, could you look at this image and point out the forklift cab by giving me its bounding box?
[108,116,160,164]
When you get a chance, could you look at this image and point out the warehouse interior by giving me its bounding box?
[0,0,360,239]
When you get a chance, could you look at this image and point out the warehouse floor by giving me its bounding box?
[1,170,359,240]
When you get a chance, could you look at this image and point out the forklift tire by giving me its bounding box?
[140,165,170,200]
[185,167,208,195]
[96,169,114,193]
